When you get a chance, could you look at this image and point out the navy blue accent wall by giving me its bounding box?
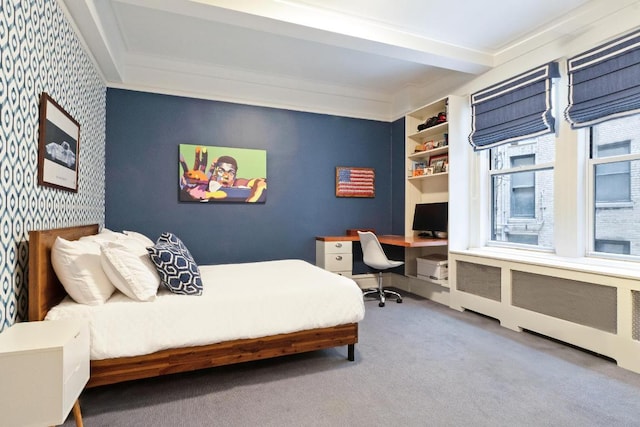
[105,89,394,265]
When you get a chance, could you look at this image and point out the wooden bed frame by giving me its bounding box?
[29,224,358,388]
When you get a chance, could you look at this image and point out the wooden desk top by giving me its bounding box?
[316,234,447,248]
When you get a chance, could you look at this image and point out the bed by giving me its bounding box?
[29,224,364,388]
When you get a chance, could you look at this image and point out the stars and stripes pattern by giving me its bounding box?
[336,167,375,198]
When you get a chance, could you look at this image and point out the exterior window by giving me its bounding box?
[594,239,630,255]
[507,234,539,245]
[510,155,535,218]
[589,114,640,258]
[489,133,554,248]
[595,141,630,203]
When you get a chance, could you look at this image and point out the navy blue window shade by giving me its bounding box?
[469,62,560,151]
[565,29,640,128]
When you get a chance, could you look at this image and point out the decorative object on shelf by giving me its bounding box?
[429,154,448,173]
[38,92,80,192]
[416,111,447,132]
[336,167,375,197]
[412,162,426,176]
[434,139,447,148]
[179,144,267,203]
[425,167,434,175]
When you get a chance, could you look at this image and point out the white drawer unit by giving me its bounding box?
[316,240,353,276]
[0,318,90,427]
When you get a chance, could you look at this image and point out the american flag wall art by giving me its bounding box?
[335,167,375,198]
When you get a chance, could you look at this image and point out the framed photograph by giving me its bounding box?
[179,144,267,203]
[38,92,80,192]
[429,154,448,174]
[336,167,375,198]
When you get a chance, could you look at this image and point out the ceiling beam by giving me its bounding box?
[115,0,494,74]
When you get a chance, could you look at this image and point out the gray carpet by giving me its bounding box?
[65,292,640,426]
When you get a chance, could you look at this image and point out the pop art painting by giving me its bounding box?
[179,144,267,203]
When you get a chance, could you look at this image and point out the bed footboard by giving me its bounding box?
[89,323,358,387]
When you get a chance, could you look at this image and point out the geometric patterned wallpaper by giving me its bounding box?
[0,0,106,330]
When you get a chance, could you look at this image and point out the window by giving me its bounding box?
[510,155,535,218]
[507,234,539,245]
[589,114,640,257]
[594,141,630,203]
[594,239,630,255]
[489,133,555,248]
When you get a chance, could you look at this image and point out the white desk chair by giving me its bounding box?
[357,231,403,307]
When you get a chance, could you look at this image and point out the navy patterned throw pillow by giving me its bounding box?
[157,232,193,258]
[147,242,203,296]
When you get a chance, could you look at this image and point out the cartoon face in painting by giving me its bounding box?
[211,156,238,187]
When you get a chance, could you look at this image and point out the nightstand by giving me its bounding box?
[0,318,90,427]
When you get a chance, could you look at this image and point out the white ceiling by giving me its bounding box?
[60,0,638,120]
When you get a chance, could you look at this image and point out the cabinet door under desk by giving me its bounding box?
[316,240,353,276]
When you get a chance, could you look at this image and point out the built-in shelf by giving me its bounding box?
[408,145,448,161]
[408,172,448,181]
[408,122,448,142]
[408,274,449,288]
[404,96,452,297]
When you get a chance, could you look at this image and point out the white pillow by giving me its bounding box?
[51,236,116,305]
[123,230,155,247]
[80,228,123,244]
[100,239,160,302]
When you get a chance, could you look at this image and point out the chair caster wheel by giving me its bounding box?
[379,302,385,307]
[396,298,403,303]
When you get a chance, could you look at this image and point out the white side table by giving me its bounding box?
[0,318,90,427]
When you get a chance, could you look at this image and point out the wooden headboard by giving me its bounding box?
[28,224,99,321]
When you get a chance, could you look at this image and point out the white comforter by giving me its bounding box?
[46,259,365,360]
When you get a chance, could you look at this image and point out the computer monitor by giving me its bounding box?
[412,202,448,237]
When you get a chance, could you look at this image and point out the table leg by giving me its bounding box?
[72,400,83,427]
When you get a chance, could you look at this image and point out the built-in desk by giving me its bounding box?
[316,234,450,304]
[316,234,447,247]
[315,234,447,276]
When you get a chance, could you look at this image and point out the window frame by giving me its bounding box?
[487,142,554,250]
[586,123,640,260]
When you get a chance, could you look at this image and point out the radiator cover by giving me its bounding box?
[511,271,617,333]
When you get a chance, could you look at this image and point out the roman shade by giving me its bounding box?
[469,62,560,151]
[565,28,640,128]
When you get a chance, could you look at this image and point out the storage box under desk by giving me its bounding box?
[417,254,448,280]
